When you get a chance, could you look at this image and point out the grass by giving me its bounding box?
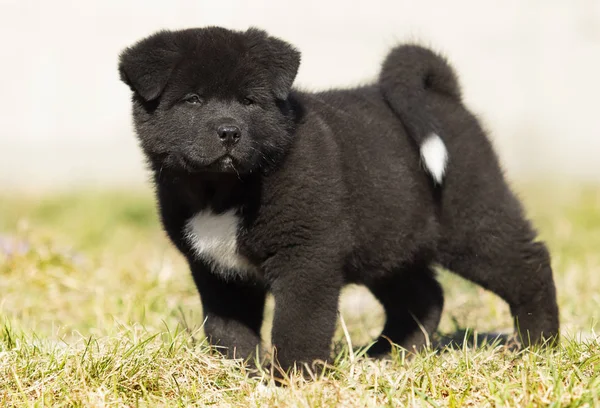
[1,184,599,406]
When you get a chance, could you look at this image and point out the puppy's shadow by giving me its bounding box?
[431,329,519,352]
[350,329,520,360]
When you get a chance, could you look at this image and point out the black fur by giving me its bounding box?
[118,27,559,373]
[380,44,461,143]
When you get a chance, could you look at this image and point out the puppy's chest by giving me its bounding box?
[184,209,256,279]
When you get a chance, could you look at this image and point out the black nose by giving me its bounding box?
[217,125,241,146]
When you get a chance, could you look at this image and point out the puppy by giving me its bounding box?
[118,27,559,372]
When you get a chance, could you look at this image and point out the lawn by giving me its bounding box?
[1,184,599,407]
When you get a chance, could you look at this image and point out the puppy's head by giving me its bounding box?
[119,27,301,175]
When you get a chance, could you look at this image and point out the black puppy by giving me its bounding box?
[118,27,559,371]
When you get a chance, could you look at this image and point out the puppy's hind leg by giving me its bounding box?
[439,207,560,347]
[365,263,444,356]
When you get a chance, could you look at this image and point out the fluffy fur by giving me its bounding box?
[420,133,448,184]
[184,209,254,278]
[118,27,559,373]
[379,44,461,183]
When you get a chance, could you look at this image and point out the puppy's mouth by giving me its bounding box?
[180,154,240,174]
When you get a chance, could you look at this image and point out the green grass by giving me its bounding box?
[1,184,599,406]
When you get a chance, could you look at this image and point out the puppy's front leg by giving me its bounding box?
[266,249,343,372]
[190,261,267,362]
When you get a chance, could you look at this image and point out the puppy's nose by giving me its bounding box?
[217,125,241,147]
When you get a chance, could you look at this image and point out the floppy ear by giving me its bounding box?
[246,28,301,100]
[118,30,181,101]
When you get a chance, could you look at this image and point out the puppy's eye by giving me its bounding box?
[183,94,203,105]
[242,97,254,106]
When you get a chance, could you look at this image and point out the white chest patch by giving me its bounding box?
[184,209,254,279]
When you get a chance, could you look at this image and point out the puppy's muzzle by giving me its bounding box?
[217,125,241,148]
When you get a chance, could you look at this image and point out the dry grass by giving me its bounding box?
[1,184,599,407]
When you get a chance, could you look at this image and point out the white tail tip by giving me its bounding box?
[420,133,448,184]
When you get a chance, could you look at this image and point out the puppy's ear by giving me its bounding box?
[246,28,301,100]
[118,30,181,101]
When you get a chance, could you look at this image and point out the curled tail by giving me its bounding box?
[379,44,462,184]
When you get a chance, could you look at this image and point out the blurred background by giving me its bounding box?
[1,0,599,190]
[0,4,599,390]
